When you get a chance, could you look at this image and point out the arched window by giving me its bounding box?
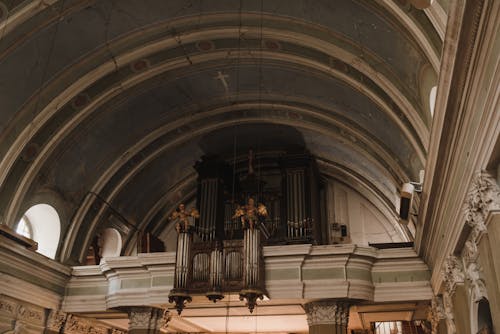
[99,228,122,258]
[477,298,493,333]
[17,204,61,259]
[15,215,33,239]
[429,85,437,116]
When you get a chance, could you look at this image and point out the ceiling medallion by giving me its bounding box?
[21,143,40,162]
[130,59,150,73]
[196,40,215,52]
[71,93,90,110]
[263,39,281,51]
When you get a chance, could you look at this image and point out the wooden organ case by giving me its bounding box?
[169,150,323,314]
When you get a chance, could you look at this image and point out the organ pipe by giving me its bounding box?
[206,242,224,302]
[168,231,192,315]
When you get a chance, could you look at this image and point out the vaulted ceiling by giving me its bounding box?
[0,0,444,264]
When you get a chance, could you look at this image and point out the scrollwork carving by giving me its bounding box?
[129,308,152,329]
[111,329,127,334]
[0,298,16,316]
[304,301,349,326]
[465,262,488,302]
[128,307,167,330]
[63,314,108,334]
[46,309,67,332]
[427,296,445,334]
[464,171,500,236]
[158,309,171,331]
[441,255,464,296]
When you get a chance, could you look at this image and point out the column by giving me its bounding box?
[304,300,350,334]
[128,307,169,334]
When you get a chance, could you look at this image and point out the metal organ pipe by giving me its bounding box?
[175,232,191,288]
[243,228,260,288]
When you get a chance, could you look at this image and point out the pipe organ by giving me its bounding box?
[169,151,322,314]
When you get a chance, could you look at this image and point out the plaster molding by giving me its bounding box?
[304,300,349,326]
[440,255,464,296]
[64,314,108,334]
[427,295,445,334]
[111,329,127,334]
[424,1,447,40]
[46,309,68,332]
[373,281,433,302]
[62,245,432,311]
[464,170,500,236]
[0,295,45,327]
[128,307,167,331]
[0,273,62,309]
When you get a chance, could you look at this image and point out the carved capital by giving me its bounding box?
[46,309,67,332]
[464,171,500,236]
[441,255,464,296]
[128,307,167,330]
[304,300,349,326]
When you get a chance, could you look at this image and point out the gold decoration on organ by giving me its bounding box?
[168,204,198,315]
[167,151,321,314]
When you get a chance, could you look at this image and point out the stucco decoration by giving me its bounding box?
[461,170,496,303]
[110,329,127,334]
[129,307,165,330]
[46,309,67,332]
[304,301,349,326]
[427,295,445,334]
[64,315,107,334]
[464,170,500,235]
[0,296,45,327]
[441,255,464,296]
[159,309,171,331]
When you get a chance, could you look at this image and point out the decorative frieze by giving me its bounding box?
[46,309,67,332]
[111,329,127,334]
[0,295,45,326]
[441,255,464,296]
[111,328,127,334]
[304,300,349,327]
[64,314,108,334]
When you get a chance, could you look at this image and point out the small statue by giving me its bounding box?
[169,204,200,233]
[233,197,268,230]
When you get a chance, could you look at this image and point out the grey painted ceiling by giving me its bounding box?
[0,0,441,264]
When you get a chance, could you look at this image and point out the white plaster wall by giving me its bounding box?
[329,181,403,245]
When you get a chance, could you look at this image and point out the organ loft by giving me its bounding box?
[168,149,325,314]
